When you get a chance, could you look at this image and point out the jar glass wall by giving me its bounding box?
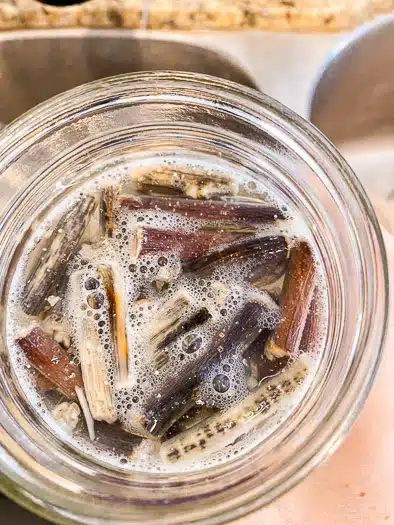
[0,72,388,525]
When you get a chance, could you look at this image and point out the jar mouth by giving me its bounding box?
[0,72,388,525]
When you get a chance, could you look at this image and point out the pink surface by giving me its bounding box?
[235,228,394,525]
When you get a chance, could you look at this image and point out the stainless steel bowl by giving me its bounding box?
[308,15,394,228]
[309,14,394,144]
[0,30,258,124]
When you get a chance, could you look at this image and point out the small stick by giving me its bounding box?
[131,226,254,261]
[76,386,96,441]
[16,326,83,401]
[120,194,285,223]
[131,167,238,199]
[98,265,129,385]
[70,271,117,424]
[23,195,97,316]
[183,235,289,286]
[265,241,315,359]
[100,186,119,238]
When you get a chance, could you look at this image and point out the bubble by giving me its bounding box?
[182,334,202,354]
[213,374,230,393]
[87,292,105,310]
[129,264,137,273]
[158,256,168,267]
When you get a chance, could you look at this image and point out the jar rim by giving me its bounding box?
[0,71,388,525]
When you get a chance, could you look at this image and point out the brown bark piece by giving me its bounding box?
[132,225,254,261]
[265,241,315,359]
[183,235,289,284]
[120,194,285,223]
[17,326,83,400]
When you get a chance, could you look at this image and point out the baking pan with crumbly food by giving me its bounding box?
[0,0,393,31]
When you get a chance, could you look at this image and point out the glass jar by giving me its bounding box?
[0,72,387,525]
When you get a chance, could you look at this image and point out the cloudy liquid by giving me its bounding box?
[6,153,328,473]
